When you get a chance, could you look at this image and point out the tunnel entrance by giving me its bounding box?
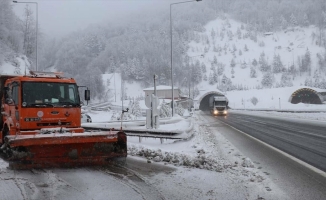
[198,91,225,111]
[290,88,322,104]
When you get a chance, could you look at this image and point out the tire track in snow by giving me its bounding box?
[97,164,166,200]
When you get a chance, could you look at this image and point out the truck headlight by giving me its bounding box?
[214,110,218,114]
[223,110,227,114]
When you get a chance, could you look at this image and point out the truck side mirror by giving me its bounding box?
[84,89,90,101]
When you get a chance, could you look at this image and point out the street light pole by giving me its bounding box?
[170,0,202,116]
[13,1,38,71]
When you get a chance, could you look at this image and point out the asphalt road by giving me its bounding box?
[199,110,326,199]
[218,111,326,172]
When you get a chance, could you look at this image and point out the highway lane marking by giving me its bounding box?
[232,115,326,140]
[217,119,326,179]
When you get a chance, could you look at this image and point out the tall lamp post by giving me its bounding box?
[170,0,202,116]
[13,1,38,71]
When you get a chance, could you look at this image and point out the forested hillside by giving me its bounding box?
[1,0,326,101]
[0,0,36,71]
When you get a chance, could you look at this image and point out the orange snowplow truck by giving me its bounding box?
[0,71,127,169]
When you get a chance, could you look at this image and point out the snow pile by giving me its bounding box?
[127,113,268,184]
[128,145,227,172]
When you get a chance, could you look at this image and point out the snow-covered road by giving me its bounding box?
[1,110,326,199]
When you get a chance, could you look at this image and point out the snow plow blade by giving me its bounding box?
[2,131,127,169]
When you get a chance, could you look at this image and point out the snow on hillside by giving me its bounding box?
[0,55,31,75]
[183,17,326,110]
[188,17,324,88]
[226,86,326,110]
[101,73,145,102]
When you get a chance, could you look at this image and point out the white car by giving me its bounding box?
[81,113,92,123]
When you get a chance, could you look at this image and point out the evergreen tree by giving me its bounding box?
[211,28,216,40]
[220,74,233,91]
[288,64,297,79]
[159,100,172,118]
[304,48,311,75]
[303,13,309,27]
[212,66,218,83]
[175,104,185,116]
[280,15,288,29]
[259,52,269,72]
[313,69,321,88]
[203,73,207,81]
[201,62,206,73]
[290,13,298,27]
[244,44,248,52]
[208,72,214,85]
[230,58,236,68]
[280,72,293,87]
[250,66,257,78]
[252,59,258,67]
[261,72,274,88]
[304,77,313,87]
[213,55,218,64]
[272,54,283,73]
[193,60,202,83]
[132,99,142,119]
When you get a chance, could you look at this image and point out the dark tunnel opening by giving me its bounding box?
[199,93,224,111]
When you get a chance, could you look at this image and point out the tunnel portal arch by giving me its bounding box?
[289,88,323,104]
[198,91,225,111]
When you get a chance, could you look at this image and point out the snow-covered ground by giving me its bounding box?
[81,108,326,199]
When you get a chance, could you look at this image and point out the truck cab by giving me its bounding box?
[0,71,86,143]
[211,96,228,116]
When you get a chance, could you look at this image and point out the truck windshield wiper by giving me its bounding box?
[60,102,78,107]
[30,103,54,107]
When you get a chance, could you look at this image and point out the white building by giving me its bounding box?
[143,85,180,99]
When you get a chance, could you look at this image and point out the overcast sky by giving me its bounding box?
[12,0,171,38]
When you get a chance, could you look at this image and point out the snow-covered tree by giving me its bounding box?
[192,61,202,83]
[211,28,216,40]
[208,72,214,85]
[303,13,309,27]
[159,100,172,118]
[212,66,218,83]
[250,66,257,78]
[272,54,283,73]
[231,68,235,78]
[290,13,298,27]
[244,44,248,52]
[203,73,207,81]
[175,104,184,116]
[201,62,206,73]
[131,99,142,119]
[259,52,270,72]
[261,72,274,88]
[230,58,236,68]
[219,74,233,91]
[280,72,293,87]
[252,59,258,67]
[280,15,288,29]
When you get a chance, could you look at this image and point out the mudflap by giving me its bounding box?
[3,131,127,169]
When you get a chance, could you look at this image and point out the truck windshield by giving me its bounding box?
[22,82,80,107]
[214,101,226,106]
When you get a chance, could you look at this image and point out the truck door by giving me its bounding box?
[4,82,20,133]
